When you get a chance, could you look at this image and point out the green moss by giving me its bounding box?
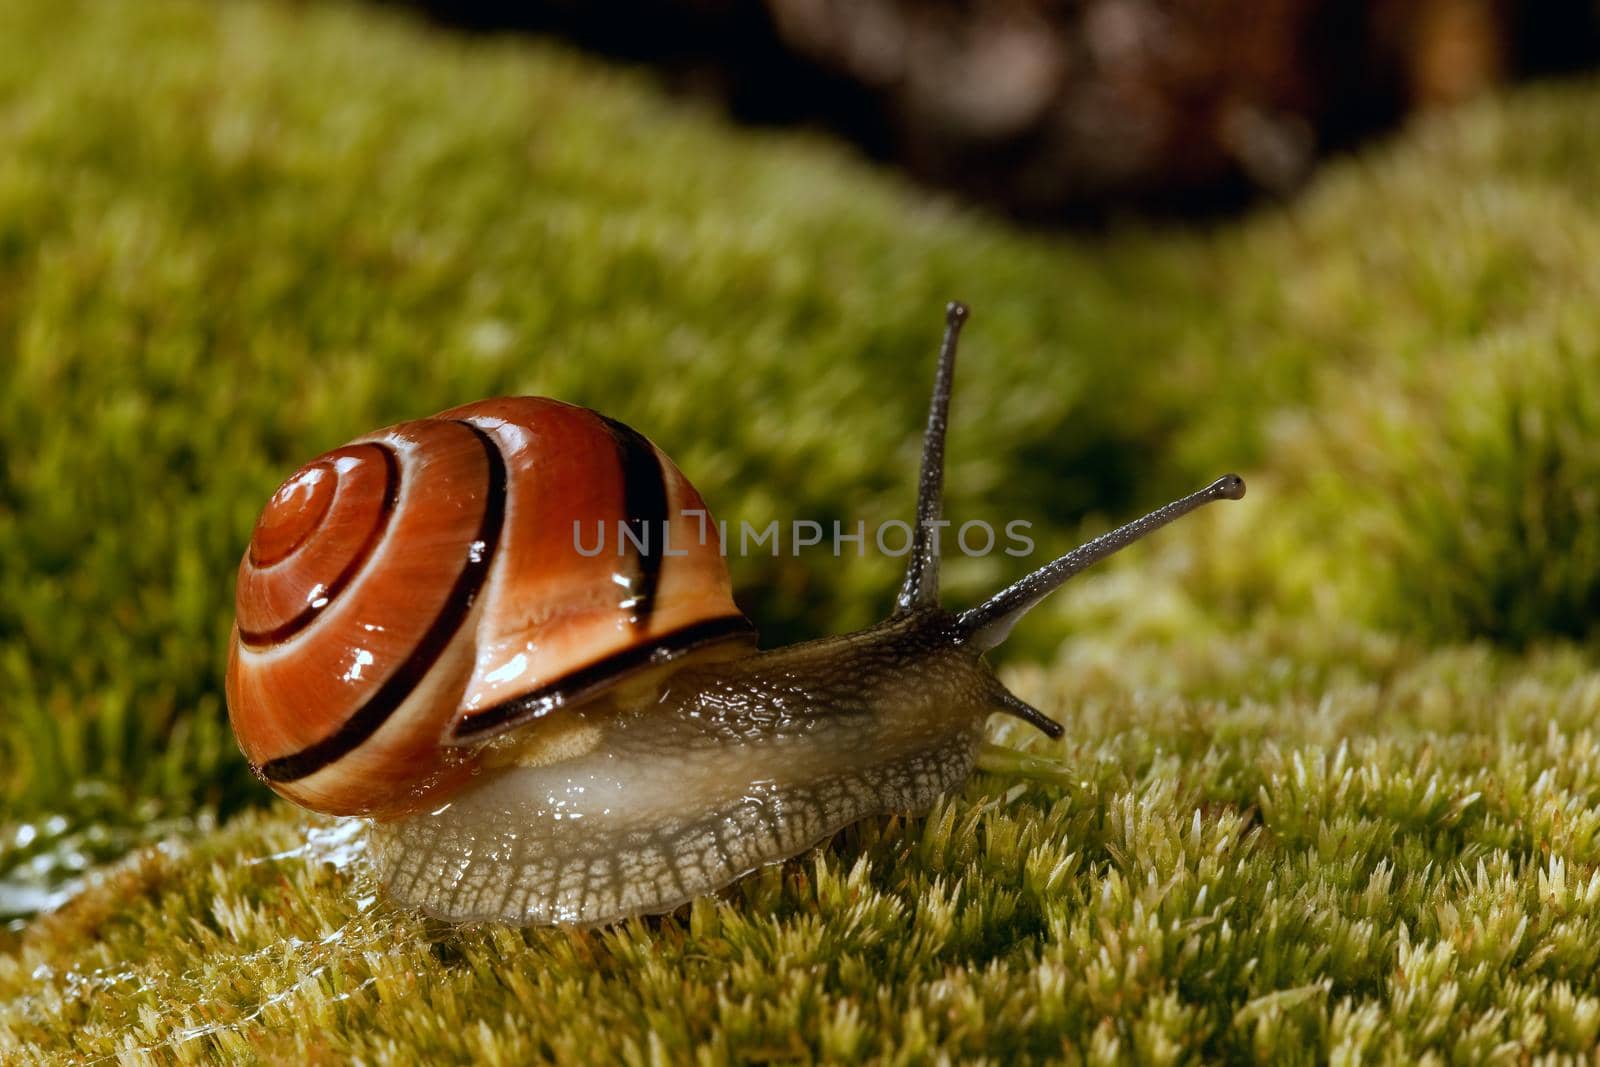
[1280,313,1600,645]
[4,0,1600,1060]
[6,632,1600,1062]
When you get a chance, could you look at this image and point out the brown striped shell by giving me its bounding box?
[226,397,754,818]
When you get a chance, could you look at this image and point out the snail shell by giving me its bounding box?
[226,397,753,818]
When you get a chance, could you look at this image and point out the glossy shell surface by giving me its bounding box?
[227,398,752,816]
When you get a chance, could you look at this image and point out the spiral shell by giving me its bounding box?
[226,397,753,817]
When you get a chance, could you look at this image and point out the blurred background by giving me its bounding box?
[397,0,1600,218]
[1,0,1598,938]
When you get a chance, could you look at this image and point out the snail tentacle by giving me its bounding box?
[989,687,1065,740]
[958,473,1247,651]
[895,300,969,615]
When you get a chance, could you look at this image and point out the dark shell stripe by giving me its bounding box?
[237,444,401,649]
[597,414,670,631]
[260,422,509,784]
[448,614,757,743]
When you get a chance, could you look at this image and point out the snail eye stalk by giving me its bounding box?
[959,474,1246,650]
[896,300,969,615]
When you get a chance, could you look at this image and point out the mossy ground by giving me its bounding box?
[3,0,1600,1062]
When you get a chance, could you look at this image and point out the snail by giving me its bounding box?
[227,303,1244,926]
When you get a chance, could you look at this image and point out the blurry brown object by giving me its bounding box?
[400,0,1600,219]
[768,0,1328,212]
[761,0,1530,215]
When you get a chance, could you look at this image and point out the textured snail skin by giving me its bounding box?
[370,610,1001,926]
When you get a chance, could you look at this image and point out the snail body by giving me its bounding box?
[375,613,992,924]
[229,303,1244,926]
